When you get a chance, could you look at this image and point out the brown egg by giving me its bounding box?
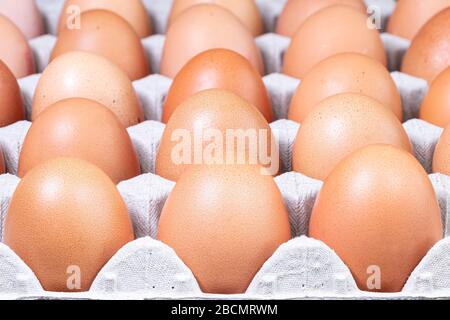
[433,124,450,175]
[387,0,450,40]
[157,165,291,294]
[163,49,272,123]
[289,53,403,123]
[58,0,152,38]
[160,4,264,78]
[52,10,150,81]
[168,0,264,36]
[401,8,450,83]
[156,89,277,182]
[0,14,35,78]
[420,67,450,127]
[0,146,4,174]
[3,158,134,292]
[0,0,45,39]
[283,5,387,79]
[19,98,141,184]
[0,60,25,127]
[32,51,144,127]
[310,145,443,292]
[292,94,412,181]
[276,0,366,37]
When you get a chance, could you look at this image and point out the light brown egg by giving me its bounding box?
[387,0,450,40]
[4,158,134,292]
[0,146,4,174]
[160,4,264,78]
[58,0,152,38]
[401,8,450,83]
[168,0,264,36]
[163,49,272,123]
[156,89,277,182]
[292,93,412,181]
[52,10,150,81]
[19,98,140,184]
[420,67,450,127]
[309,145,443,292]
[288,53,402,123]
[283,5,387,79]
[0,60,25,127]
[433,124,450,176]
[276,0,366,37]
[32,51,144,127]
[0,14,35,78]
[0,0,45,39]
[157,165,291,294]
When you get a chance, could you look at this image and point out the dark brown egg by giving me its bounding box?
[0,60,25,127]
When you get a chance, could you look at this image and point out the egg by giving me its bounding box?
[283,5,387,79]
[401,8,450,83]
[0,14,35,78]
[157,165,291,294]
[0,146,4,174]
[387,0,450,40]
[0,60,25,127]
[32,51,144,127]
[3,158,134,292]
[19,98,141,184]
[292,93,412,181]
[288,53,403,123]
[156,89,277,182]
[309,145,443,292]
[0,0,45,39]
[432,124,450,176]
[58,0,152,38]
[168,0,264,36]
[420,67,450,127]
[160,4,264,78]
[163,49,272,123]
[276,0,366,37]
[52,9,150,81]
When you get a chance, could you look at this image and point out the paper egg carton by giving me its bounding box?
[0,0,449,300]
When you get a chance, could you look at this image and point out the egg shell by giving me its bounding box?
[309,145,443,292]
[420,67,450,127]
[292,93,412,181]
[432,124,450,175]
[283,5,387,79]
[0,60,25,127]
[3,158,135,292]
[163,49,272,123]
[32,51,144,127]
[160,4,264,78]
[19,98,141,184]
[58,0,152,38]
[401,8,450,83]
[387,0,450,40]
[157,165,291,294]
[52,9,150,81]
[276,0,366,37]
[0,0,45,39]
[288,53,403,123]
[168,0,264,36]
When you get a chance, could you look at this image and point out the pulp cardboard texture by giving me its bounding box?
[0,0,449,300]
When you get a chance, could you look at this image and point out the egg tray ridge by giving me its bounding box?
[0,0,449,299]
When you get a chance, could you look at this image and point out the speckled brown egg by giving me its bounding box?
[58,0,152,38]
[3,157,135,292]
[156,89,277,182]
[387,0,450,40]
[420,67,450,127]
[157,165,291,294]
[310,145,443,292]
[401,8,450,83]
[168,0,264,36]
[283,5,387,79]
[52,9,150,81]
[289,53,402,123]
[32,51,144,127]
[276,0,366,37]
[160,4,264,78]
[19,98,141,184]
[0,60,25,127]
[0,0,44,39]
[292,93,412,181]
[432,124,450,175]
[163,49,272,123]
[0,14,35,78]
